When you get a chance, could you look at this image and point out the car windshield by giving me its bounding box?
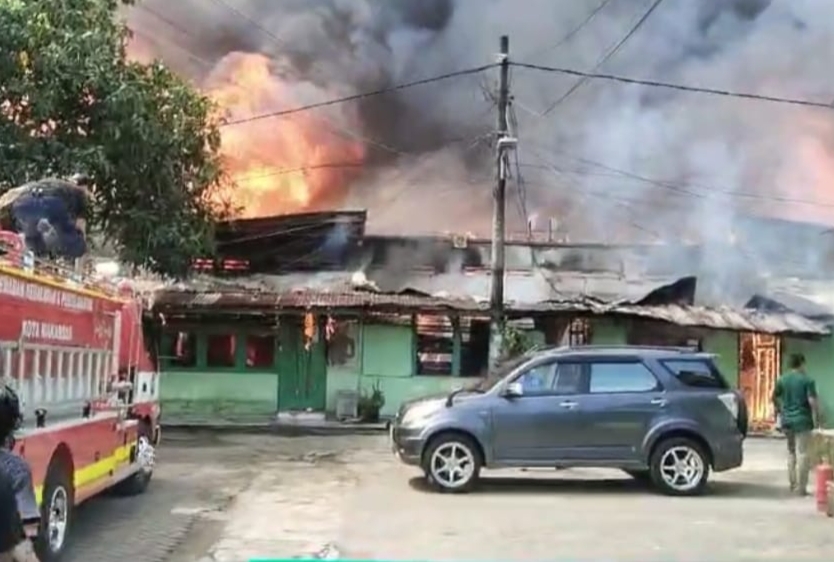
[467,351,537,392]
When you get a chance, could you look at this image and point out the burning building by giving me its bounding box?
[125,0,834,274]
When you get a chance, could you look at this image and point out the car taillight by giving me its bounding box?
[717,392,739,420]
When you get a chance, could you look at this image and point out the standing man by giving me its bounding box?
[772,353,821,496]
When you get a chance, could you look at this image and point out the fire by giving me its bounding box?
[206,53,365,217]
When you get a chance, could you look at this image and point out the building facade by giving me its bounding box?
[149,212,834,428]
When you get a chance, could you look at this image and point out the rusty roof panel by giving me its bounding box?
[583,303,828,336]
[151,289,483,312]
[150,288,829,336]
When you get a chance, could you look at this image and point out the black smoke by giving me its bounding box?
[127,0,834,256]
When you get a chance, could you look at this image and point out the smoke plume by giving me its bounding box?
[125,0,834,283]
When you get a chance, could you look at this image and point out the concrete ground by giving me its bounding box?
[65,433,833,562]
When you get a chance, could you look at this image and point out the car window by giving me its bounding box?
[552,362,585,394]
[661,359,728,389]
[517,363,557,395]
[589,362,659,393]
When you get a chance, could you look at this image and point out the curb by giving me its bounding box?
[161,421,389,437]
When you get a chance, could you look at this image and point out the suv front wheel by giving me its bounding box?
[649,437,710,496]
[422,433,482,493]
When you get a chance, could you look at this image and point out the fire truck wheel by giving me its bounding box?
[114,424,155,496]
[35,458,74,562]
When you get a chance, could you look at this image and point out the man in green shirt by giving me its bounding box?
[772,353,820,496]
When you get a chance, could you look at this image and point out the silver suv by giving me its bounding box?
[390,346,748,496]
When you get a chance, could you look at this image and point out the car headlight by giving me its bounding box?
[401,402,441,426]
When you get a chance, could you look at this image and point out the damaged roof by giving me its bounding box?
[150,270,829,336]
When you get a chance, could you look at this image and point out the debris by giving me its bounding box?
[313,542,341,560]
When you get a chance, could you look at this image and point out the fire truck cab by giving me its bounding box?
[0,229,160,561]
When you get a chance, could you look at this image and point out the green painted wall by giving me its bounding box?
[161,370,278,423]
[358,375,481,418]
[702,331,739,388]
[159,312,834,426]
[590,317,627,345]
[782,337,834,429]
[349,322,480,418]
[362,324,412,377]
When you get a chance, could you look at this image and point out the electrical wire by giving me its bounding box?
[220,64,498,127]
[514,61,834,111]
[132,4,413,157]
[540,0,666,116]
[529,141,834,209]
[134,0,498,214]
[520,0,616,61]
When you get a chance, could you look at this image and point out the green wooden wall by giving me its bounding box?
[158,315,834,427]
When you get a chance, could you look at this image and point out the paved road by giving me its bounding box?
[63,431,257,562]
[64,434,834,562]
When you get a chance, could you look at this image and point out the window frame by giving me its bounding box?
[585,357,663,395]
[509,359,588,397]
[160,328,280,372]
[243,333,278,371]
[659,358,729,390]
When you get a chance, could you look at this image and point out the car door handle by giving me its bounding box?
[650,398,667,406]
[559,400,578,409]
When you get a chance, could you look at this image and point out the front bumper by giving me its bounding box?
[390,424,425,466]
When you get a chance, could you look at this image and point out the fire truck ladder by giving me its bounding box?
[0,340,113,429]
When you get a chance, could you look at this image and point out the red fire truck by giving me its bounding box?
[0,230,160,561]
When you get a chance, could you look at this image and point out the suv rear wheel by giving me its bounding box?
[422,433,482,493]
[649,437,710,496]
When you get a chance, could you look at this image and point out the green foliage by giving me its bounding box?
[0,0,227,276]
[358,382,385,422]
[502,323,535,359]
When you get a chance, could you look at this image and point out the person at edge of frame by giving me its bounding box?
[772,352,822,497]
[0,385,40,561]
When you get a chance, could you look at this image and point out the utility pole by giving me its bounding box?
[489,35,513,372]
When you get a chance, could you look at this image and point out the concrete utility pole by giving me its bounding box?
[488,35,514,372]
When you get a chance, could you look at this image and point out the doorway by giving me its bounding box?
[738,332,781,430]
[277,315,327,412]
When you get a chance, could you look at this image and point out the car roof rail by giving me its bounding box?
[567,345,701,353]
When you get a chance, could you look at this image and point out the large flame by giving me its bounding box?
[205,53,365,217]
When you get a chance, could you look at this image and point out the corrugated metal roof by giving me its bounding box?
[368,270,682,305]
[150,287,829,336]
[610,304,828,336]
[151,288,481,312]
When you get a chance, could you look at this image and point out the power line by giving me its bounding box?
[540,0,666,116]
[513,62,834,110]
[202,0,494,153]
[132,4,415,157]
[545,148,834,208]
[220,64,497,127]
[520,0,616,61]
[234,162,365,182]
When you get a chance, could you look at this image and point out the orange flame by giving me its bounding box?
[206,53,365,218]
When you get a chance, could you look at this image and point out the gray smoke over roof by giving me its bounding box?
[126,0,834,284]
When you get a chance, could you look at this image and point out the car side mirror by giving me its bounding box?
[504,382,523,398]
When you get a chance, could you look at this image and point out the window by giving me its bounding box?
[567,318,591,346]
[552,362,585,394]
[245,335,275,369]
[163,331,196,368]
[515,361,585,395]
[661,359,728,389]
[326,318,359,368]
[589,362,660,393]
[206,334,236,368]
[415,314,453,376]
[518,363,557,394]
